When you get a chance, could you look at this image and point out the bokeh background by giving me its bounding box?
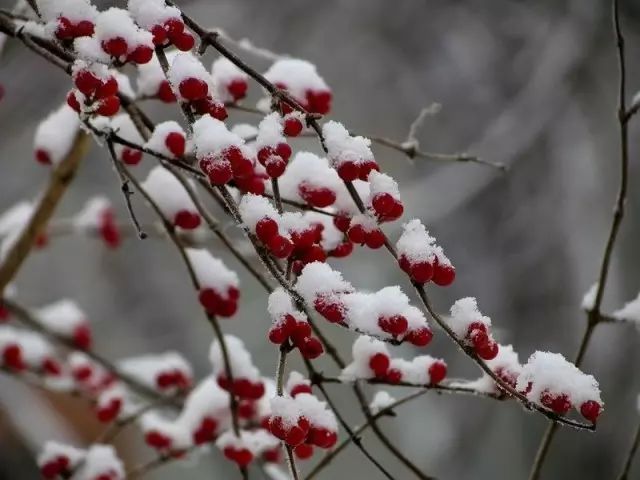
[1,0,640,479]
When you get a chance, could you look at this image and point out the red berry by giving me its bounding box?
[121,147,142,165]
[336,160,359,181]
[55,17,75,39]
[428,361,447,385]
[540,391,572,415]
[209,101,228,120]
[298,183,336,208]
[227,79,248,101]
[205,160,233,185]
[385,368,403,384]
[268,325,288,344]
[73,324,92,350]
[268,235,294,258]
[409,261,433,283]
[151,25,168,45]
[580,400,602,423]
[285,425,307,446]
[308,427,337,448]
[275,142,292,161]
[256,217,279,243]
[299,245,327,266]
[179,77,208,101]
[364,229,385,249]
[42,358,62,376]
[102,37,128,57]
[369,352,390,377]
[298,336,324,359]
[333,214,351,233]
[290,320,312,343]
[432,261,456,286]
[96,398,122,422]
[405,327,433,347]
[290,383,313,397]
[145,430,172,449]
[193,417,218,444]
[294,443,314,460]
[262,448,281,463]
[265,157,287,178]
[157,81,176,102]
[329,241,353,258]
[35,149,51,165]
[283,117,303,137]
[66,91,81,112]
[174,210,201,230]
[372,193,403,222]
[347,224,366,244]
[74,70,101,95]
[75,21,94,37]
[3,344,24,370]
[358,160,379,181]
[378,315,408,336]
[172,32,195,51]
[313,296,345,323]
[128,45,153,64]
[164,132,186,157]
[476,341,499,360]
[96,77,119,99]
[165,18,185,36]
[96,96,120,116]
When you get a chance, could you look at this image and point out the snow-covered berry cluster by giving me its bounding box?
[186,248,240,317]
[216,429,280,468]
[145,120,187,158]
[396,219,456,286]
[0,326,61,376]
[211,57,249,103]
[128,0,194,51]
[517,351,603,423]
[39,0,98,41]
[279,152,341,207]
[254,112,293,179]
[340,336,447,385]
[38,442,123,480]
[66,61,123,117]
[448,297,499,360]
[210,335,265,400]
[263,59,332,115]
[323,121,379,181]
[108,114,145,164]
[36,299,92,350]
[119,352,192,392]
[267,288,324,359]
[33,104,81,165]
[72,196,121,249]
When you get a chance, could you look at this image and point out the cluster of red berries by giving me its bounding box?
[155,368,191,391]
[398,253,456,286]
[298,181,336,208]
[267,414,337,451]
[54,16,95,40]
[334,156,380,182]
[173,209,201,230]
[257,140,292,178]
[101,36,153,65]
[274,82,332,115]
[345,219,386,250]
[67,69,120,117]
[149,18,194,51]
[216,374,265,400]
[268,314,324,360]
[96,395,123,423]
[199,146,254,186]
[521,382,603,423]
[198,285,239,317]
[222,445,253,468]
[178,77,228,121]
[371,192,404,223]
[464,321,499,360]
[40,454,72,479]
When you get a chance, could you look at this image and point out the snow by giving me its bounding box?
[145,121,186,157]
[333,180,370,215]
[34,104,80,165]
[38,0,98,24]
[136,51,177,96]
[278,152,342,205]
[263,59,329,103]
[294,393,337,431]
[36,299,87,337]
[73,37,111,64]
[168,53,213,99]
[396,219,437,264]
[304,212,343,252]
[255,113,285,150]
[0,202,34,238]
[612,293,640,325]
[185,248,239,292]
[118,351,192,390]
[128,0,181,30]
[231,123,258,141]
[37,441,85,470]
[73,196,112,230]
[267,288,306,325]
[211,57,248,102]
[110,114,144,159]
[209,335,260,381]
[581,283,598,310]
[238,194,279,232]
[112,70,136,98]
[192,115,245,158]
[285,371,311,396]
[296,262,353,301]
[140,411,192,450]
[141,167,199,220]
[448,297,491,339]
[16,329,55,369]
[340,336,390,381]
[516,351,602,407]
[177,376,231,434]
[368,171,400,200]
[369,391,396,414]
[270,395,302,427]
[322,121,374,168]
[94,8,153,57]
[75,444,125,480]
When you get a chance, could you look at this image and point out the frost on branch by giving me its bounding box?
[128,0,194,51]
[267,288,323,359]
[612,292,640,326]
[340,335,446,385]
[448,297,499,360]
[262,58,332,114]
[580,283,598,310]
[186,248,240,317]
[36,299,92,350]
[297,262,434,344]
[141,166,202,230]
[145,120,186,158]
[322,120,378,181]
[168,54,227,119]
[33,104,80,166]
[72,196,121,249]
[516,351,603,423]
[209,335,265,400]
[396,218,456,286]
[211,57,249,103]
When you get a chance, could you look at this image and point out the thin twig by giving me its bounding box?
[617,421,640,480]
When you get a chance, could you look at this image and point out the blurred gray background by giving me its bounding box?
[1,0,639,479]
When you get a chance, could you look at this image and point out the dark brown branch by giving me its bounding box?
[617,421,640,480]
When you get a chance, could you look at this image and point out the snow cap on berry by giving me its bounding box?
[33,104,80,166]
